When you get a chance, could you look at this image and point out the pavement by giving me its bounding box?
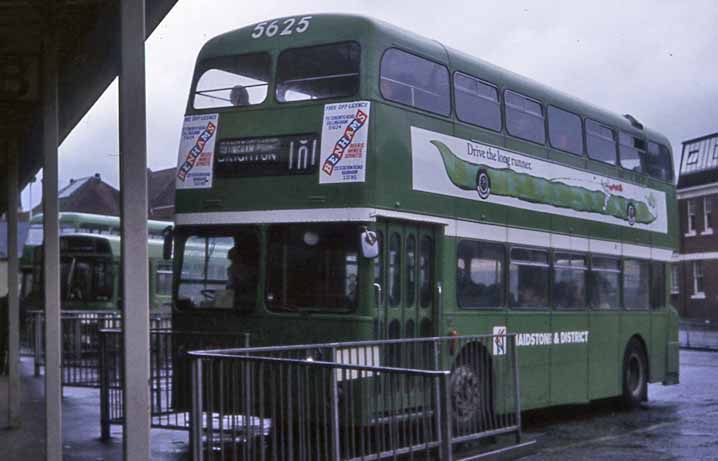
[1,350,716,460]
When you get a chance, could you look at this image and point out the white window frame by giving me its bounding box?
[702,197,713,235]
[671,264,680,294]
[686,200,697,236]
[691,261,705,299]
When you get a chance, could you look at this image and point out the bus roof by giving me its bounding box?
[30,212,172,231]
[197,13,669,146]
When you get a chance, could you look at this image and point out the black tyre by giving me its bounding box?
[476,169,491,199]
[450,348,494,433]
[626,202,637,226]
[621,338,648,409]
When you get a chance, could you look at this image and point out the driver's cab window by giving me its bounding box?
[178,232,259,309]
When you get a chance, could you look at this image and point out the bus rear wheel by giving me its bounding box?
[621,338,647,409]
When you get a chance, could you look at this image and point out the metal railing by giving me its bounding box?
[189,334,521,461]
[99,328,250,439]
[680,320,718,350]
[20,310,172,384]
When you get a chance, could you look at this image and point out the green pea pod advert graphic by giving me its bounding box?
[430,140,656,225]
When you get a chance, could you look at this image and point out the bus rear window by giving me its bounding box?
[380,48,450,116]
[276,42,360,102]
[193,53,271,109]
[645,141,673,182]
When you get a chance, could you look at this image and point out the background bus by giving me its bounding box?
[171,14,679,413]
[21,233,172,313]
[20,212,172,307]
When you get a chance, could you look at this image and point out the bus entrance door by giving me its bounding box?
[373,220,436,363]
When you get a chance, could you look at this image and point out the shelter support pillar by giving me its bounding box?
[6,140,20,428]
[43,14,62,461]
[119,0,151,459]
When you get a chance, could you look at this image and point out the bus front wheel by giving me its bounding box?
[450,348,494,432]
[621,338,647,409]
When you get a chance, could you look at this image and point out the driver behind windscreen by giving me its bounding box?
[226,238,259,305]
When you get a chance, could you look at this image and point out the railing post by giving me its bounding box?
[329,347,341,461]
[438,372,453,461]
[191,357,204,461]
[99,330,111,440]
[511,335,522,443]
[33,312,42,377]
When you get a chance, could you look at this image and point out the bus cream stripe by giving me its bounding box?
[175,208,674,261]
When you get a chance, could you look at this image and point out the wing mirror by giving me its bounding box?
[162,226,173,260]
[360,227,379,259]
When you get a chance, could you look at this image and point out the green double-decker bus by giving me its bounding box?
[171,14,679,412]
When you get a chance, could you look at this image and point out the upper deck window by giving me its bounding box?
[276,42,360,102]
[505,90,545,144]
[380,49,450,116]
[548,106,583,155]
[454,72,501,131]
[193,53,271,109]
[586,119,617,164]
[619,131,645,172]
[645,141,673,182]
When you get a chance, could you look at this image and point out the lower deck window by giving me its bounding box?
[590,256,620,309]
[509,248,549,308]
[457,240,504,308]
[623,259,650,309]
[553,253,587,309]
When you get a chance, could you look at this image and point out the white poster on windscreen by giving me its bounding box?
[319,101,370,184]
[176,113,219,190]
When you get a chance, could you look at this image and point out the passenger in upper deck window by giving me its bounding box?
[230,85,249,106]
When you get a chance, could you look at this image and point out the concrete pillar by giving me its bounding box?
[6,139,20,428]
[119,0,151,459]
[43,11,62,461]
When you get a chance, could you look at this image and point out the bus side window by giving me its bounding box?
[454,72,501,132]
[651,261,666,310]
[586,119,617,165]
[590,256,621,309]
[456,240,504,309]
[505,90,545,145]
[548,105,583,156]
[623,259,650,310]
[380,48,450,116]
[509,247,549,308]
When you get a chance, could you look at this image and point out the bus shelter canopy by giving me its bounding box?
[0,0,177,214]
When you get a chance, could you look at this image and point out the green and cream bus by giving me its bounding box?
[20,212,172,300]
[171,14,679,412]
[21,233,173,313]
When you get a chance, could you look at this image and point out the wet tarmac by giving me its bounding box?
[2,350,716,460]
[520,349,718,460]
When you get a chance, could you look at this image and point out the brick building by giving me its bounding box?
[673,132,718,320]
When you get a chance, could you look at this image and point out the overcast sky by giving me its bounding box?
[22,0,718,209]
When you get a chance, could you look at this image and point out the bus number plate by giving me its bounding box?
[215,134,319,177]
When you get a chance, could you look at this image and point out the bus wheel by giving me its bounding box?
[626,202,637,226]
[450,350,493,432]
[621,338,647,409]
[476,169,491,199]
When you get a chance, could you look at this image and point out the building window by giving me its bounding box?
[704,197,713,233]
[692,261,704,297]
[671,264,680,294]
[686,149,699,166]
[687,200,697,235]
